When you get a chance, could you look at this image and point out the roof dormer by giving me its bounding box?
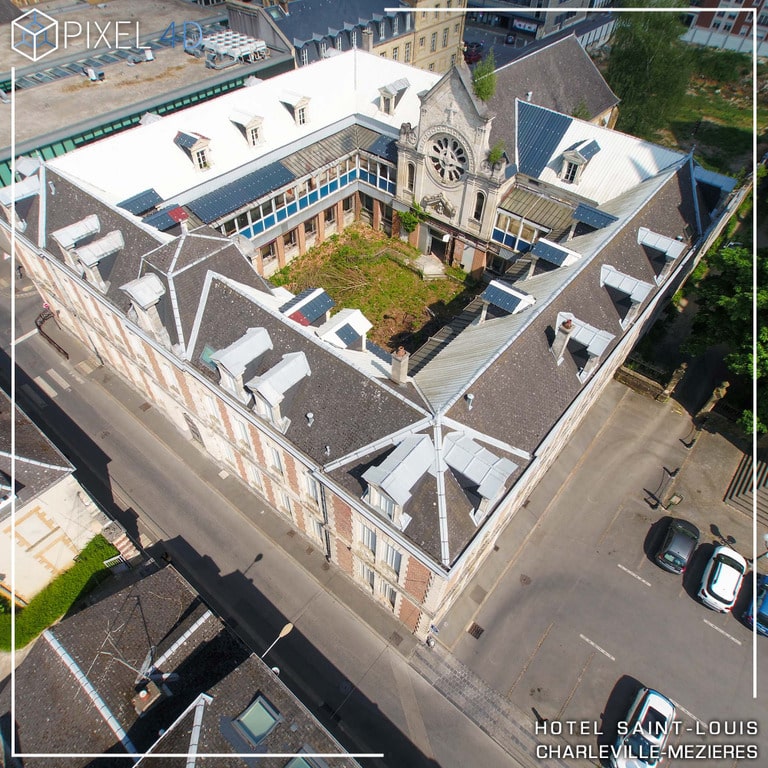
[378,78,409,115]
[361,434,435,531]
[211,327,273,404]
[74,230,124,293]
[246,351,310,432]
[51,214,101,271]
[638,226,687,283]
[280,92,310,126]
[120,273,171,349]
[174,131,211,170]
[316,308,372,352]
[558,140,600,185]
[230,109,264,148]
[600,265,653,328]
[550,311,614,382]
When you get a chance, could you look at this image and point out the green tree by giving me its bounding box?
[472,50,496,102]
[687,243,767,434]
[606,2,692,137]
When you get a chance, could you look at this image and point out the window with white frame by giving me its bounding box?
[235,419,251,450]
[361,523,377,555]
[203,393,218,420]
[301,47,308,66]
[442,27,448,47]
[562,161,578,183]
[193,148,209,170]
[368,486,396,519]
[362,564,375,591]
[405,41,411,61]
[279,490,292,514]
[393,16,399,34]
[248,464,263,489]
[379,21,385,39]
[384,543,402,576]
[336,35,343,50]
[270,446,284,475]
[406,162,415,192]
[380,581,397,609]
[248,125,260,147]
[351,29,357,46]
[297,106,307,125]
[312,517,324,542]
[430,31,437,52]
[320,40,327,56]
[406,14,411,30]
[392,46,399,60]
[223,441,237,468]
[306,475,321,504]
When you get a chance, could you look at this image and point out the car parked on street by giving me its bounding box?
[655,518,699,574]
[463,41,484,64]
[698,545,747,612]
[742,573,768,635]
[611,687,676,768]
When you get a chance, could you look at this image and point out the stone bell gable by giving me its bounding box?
[396,64,508,241]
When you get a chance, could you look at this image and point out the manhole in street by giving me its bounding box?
[389,631,403,647]
[286,530,296,538]
[520,574,532,586]
[468,622,484,639]
[139,402,152,412]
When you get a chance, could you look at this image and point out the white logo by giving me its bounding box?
[12,9,59,63]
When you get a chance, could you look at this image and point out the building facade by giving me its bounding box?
[2,46,734,638]
[234,0,467,73]
[683,0,767,55]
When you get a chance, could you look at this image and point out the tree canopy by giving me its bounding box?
[606,2,692,137]
[472,50,496,102]
[688,243,767,434]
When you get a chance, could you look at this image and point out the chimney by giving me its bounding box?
[551,317,574,364]
[390,346,410,385]
[362,27,373,52]
[526,91,533,102]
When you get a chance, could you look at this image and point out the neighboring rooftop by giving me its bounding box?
[3,564,361,766]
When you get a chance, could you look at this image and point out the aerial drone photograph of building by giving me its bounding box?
[0,26,736,641]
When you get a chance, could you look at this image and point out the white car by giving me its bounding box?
[612,687,676,768]
[698,545,747,612]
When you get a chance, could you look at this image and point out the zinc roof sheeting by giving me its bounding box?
[531,239,579,267]
[638,227,686,260]
[443,432,517,500]
[573,202,617,229]
[600,265,653,304]
[361,434,435,507]
[481,281,534,314]
[212,327,273,376]
[516,101,572,178]
[186,162,296,224]
[499,186,574,231]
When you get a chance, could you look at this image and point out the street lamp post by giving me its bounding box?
[261,622,293,660]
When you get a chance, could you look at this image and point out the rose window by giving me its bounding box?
[428,135,467,183]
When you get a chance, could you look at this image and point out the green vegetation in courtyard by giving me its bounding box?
[272,226,478,349]
[0,534,118,650]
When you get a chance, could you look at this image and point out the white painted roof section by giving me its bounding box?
[74,230,124,267]
[47,50,440,205]
[638,227,686,260]
[361,434,435,508]
[600,265,653,304]
[120,273,166,309]
[0,174,40,206]
[247,351,310,406]
[316,308,373,348]
[535,119,683,204]
[211,327,272,377]
[229,108,261,127]
[557,312,614,357]
[15,156,41,177]
[443,432,517,500]
[51,214,100,249]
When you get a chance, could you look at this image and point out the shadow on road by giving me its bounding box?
[597,675,643,767]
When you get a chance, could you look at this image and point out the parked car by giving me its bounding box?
[698,545,747,612]
[655,518,699,574]
[463,41,484,64]
[611,687,676,768]
[743,573,768,635]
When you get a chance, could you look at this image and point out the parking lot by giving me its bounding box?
[436,381,766,764]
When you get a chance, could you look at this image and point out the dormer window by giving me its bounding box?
[563,161,578,183]
[378,79,409,116]
[558,140,600,185]
[230,110,264,148]
[174,131,211,171]
[281,92,310,126]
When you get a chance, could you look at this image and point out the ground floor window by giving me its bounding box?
[324,206,336,225]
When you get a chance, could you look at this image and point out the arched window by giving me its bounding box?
[406,163,416,192]
[473,191,485,221]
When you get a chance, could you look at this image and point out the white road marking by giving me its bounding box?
[579,634,615,661]
[617,563,651,587]
[703,618,742,645]
[46,368,70,391]
[33,375,57,399]
[13,328,37,345]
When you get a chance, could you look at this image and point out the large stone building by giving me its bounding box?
[1,42,734,638]
[683,0,767,56]
[233,0,467,73]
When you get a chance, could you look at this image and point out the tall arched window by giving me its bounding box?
[406,163,416,192]
[473,191,485,221]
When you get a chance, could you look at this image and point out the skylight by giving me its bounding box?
[234,695,281,747]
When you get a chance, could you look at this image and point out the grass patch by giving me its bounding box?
[0,534,118,650]
[272,225,480,350]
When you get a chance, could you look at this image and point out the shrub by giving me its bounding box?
[0,535,118,650]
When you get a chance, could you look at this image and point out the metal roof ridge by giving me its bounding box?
[433,164,686,417]
[433,419,451,567]
[439,416,531,461]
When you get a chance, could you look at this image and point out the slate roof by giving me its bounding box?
[2,565,359,766]
[489,35,619,150]
[188,278,427,466]
[0,391,72,509]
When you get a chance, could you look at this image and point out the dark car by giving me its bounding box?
[743,573,768,636]
[463,41,484,64]
[655,518,699,574]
